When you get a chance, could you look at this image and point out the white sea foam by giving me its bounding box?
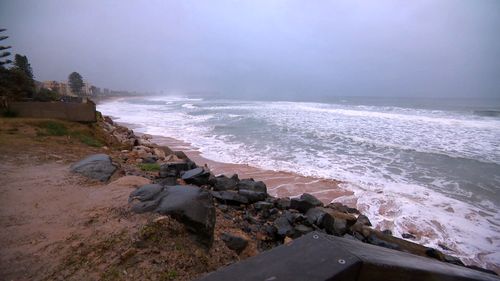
[97,96,500,269]
[181,103,197,109]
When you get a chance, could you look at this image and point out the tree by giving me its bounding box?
[68,72,84,96]
[13,54,33,80]
[0,28,12,67]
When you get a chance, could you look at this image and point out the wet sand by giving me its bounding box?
[150,135,355,205]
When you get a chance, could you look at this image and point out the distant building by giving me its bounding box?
[42,80,74,96]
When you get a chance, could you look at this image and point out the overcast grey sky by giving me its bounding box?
[1,0,499,99]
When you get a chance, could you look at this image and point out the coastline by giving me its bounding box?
[1,114,498,279]
[151,134,355,204]
[111,118,499,274]
[112,118,354,205]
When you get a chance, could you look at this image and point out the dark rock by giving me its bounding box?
[221,233,248,254]
[238,189,267,203]
[243,211,259,224]
[159,162,191,178]
[211,174,239,191]
[237,179,267,193]
[274,215,295,237]
[142,156,157,164]
[70,154,117,182]
[290,193,323,213]
[211,191,249,205]
[155,185,215,247]
[356,214,372,226]
[366,234,401,251]
[425,248,445,261]
[332,218,348,236]
[438,243,451,251]
[326,202,360,214]
[322,214,348,236]
[353,231,366,241]
[382,229,393,236]
[466,265,499,276]
[305,207,327,227]
[129,184,164,202]
[283,210,307,225]
[264,225,278,237]
[131,185,216,247]
[293,224,313,237]
[254,201,274,211]
[181,167,204,179]
[444,255,465,266]
[182,167,211,186]
[275,197,291,210]
[155,177,177,186]
[402,233,416,239]
[218,204,228,212]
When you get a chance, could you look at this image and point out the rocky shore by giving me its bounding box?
[92,115,497,277]
[0,114,497,280]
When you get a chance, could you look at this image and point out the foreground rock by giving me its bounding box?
[70,154,117,182]
[290,193,323,213]
[221,233,249,254]
[130,184,216,247]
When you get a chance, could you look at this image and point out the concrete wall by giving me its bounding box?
[8,101,96,122]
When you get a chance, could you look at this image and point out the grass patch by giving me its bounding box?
[35,121,69,136]
[74,133,104,147]
[138,163,160,172]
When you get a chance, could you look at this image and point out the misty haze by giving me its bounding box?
[0,1,499,280]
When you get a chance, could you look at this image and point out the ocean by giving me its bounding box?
[98,95,500,268]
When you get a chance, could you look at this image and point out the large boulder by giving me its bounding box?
[211,191,249,205]
[181,167,211,186]
[130,184,216,247]
[275,197,291,210]
[305,207,327,227]
[237,179,267,193]
[70,154,117,182]
[129,184,164,202]
[290,193,323,213]
[159,162,195,178]
[237,179,268,203]
[211,174,239,191]
[238,189,267,203]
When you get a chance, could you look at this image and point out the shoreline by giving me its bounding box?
[110,118,499,274]
[151,134,355,205]
[114,118,355,206]
[2,115,497,278]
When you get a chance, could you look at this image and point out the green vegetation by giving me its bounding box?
[0,28,12,66]
[0,29,59,101]
[33,87,60,101]
[72,132,104,147]
[36,120,68,136]
[33,120,104,147]
[13,54,33,80]
[68,71,84,96]
[138,163,160,172]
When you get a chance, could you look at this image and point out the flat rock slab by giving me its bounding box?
[130,184,216,247]
[70,154,117,182]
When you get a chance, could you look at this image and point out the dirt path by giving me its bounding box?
[0,160,141,279]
